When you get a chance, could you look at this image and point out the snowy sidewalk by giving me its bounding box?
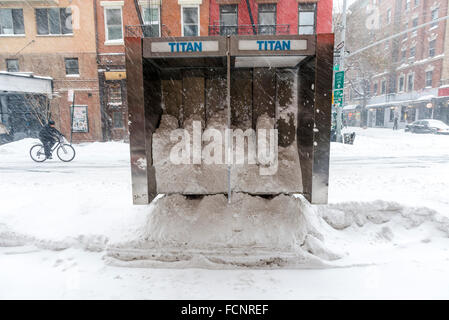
[1,129,449,299]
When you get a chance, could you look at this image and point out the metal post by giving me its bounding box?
[70,92,75,144]
[336,0,347,143]
[226,36,232,204]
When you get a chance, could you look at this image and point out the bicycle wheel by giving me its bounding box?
[57,144,76,162]
[30,144,47,162]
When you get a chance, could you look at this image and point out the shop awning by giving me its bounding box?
[0,72,53,95]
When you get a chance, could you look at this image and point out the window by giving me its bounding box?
[425,71,433,87]
[373,82,378,95]
[414,0,419,7]
[389,108,395,122]
[431,8,438,28]
[6,59,19,72]
[407,73,414,92]
[259,4,277,35]
[429,39,436,57]
[142,6,160,37]
[386,9,391,24]
[410,46,415,58]
[182,6,199,36]
[113,112,123,128]
[220,5,238,35]
[108,86,122,105]
[36,8,72,35]
[0,9,24,35]
[405,0,411,10]
[298,4,316,35]
[401,49,406,62]
[105,7,123,42]
[398,75,405,92]
[65,58,79,75]
[411,17,418,36]
[381,80,386,94]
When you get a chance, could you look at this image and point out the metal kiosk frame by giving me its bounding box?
[125,34,334,205]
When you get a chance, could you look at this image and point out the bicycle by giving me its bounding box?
[30,135,76,163]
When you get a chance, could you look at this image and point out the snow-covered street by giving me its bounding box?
[1,128,449,299]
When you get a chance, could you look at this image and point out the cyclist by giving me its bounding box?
[39,120,63,159]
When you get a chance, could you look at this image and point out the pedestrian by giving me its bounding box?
[393,117,399,130]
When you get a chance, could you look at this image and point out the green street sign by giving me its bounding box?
[334,71,345,89]
[333,89,344,107]
[333,64,340,71]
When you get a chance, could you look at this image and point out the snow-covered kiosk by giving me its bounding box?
[125,34,333,205]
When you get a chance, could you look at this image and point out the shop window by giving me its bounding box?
[258,4,277,35]
[0,9,24,35]
[142,6,160,37]
[65,58,79,75]
[36,8,72,35]
[182,6,199,37]
[6,59,19,72]
[298,4,316,35]
[220,5,238,35]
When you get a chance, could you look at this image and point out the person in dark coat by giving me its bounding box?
[39,120,63,159]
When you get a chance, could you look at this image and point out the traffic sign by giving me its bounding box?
[334,71,345,89]
[333,89,344,107]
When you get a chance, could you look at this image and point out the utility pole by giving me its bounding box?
[335,0,347,143]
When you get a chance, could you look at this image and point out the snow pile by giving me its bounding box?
[107,193,337,268]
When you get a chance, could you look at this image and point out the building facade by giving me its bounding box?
[1,0,333,142]
[344,0,449,128]
[0,0,102,142]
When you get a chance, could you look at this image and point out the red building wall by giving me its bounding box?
[209,0,333,34]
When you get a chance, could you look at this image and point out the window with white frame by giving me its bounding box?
[405,0,411,10]
[104,7,123,43]
[381,79,386,94]
[414,0,419,7]
[6,59,19,72]
[407,73,414,92]
[142,6,160,37]
[411,17,418,36]
[259,4,277,35]
[182,6,199,37]
[298,3,316,35]
[0,8,24,35]
[36,8,72,35]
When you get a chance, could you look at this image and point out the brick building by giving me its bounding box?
[0,0,102,142]
[344,0,449,128]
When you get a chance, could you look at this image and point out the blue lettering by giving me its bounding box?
[176,42,180,52]
[274,41,282,51]
[194,42,202,52]
[180,42,187,52]
[168,42,176,52]
[282,40,291,51]
[268,40,275,50]
[186,42,194,52]
[257,41,264,51]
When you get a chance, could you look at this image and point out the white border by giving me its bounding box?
[103,5,124,45]
[181,5,200,37]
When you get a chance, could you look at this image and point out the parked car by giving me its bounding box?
[405,119,449,135]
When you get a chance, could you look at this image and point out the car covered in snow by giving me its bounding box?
[405,119,449,135]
